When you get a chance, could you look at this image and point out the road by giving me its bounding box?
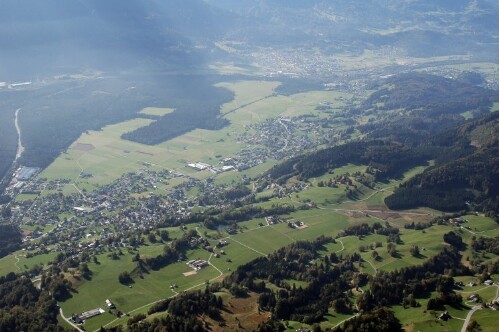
[14,254,21,271]
[460,305,481,332]
[278,118,291,151]
[335,238,345,253]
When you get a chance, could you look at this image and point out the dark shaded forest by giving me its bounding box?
[0,92,20,181]
[386,112,499,214]
[2,74,233,172]
[0,273,64,331]
[0,224,21,259]
[121,76,234,145]
[266,140,430,183]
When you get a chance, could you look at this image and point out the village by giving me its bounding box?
[2,161,285,266]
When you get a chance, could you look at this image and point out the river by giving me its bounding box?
[14,108,24,162]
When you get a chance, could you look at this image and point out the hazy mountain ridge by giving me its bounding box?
[0,0,231,79]
[207,0,498,56]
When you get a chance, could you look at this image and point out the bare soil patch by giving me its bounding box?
[338,210,367,219]
[74,143,95,151]
[183,270,197,277]
[203,292,270,331]
[368,211,401,221]
[181,135,200,143]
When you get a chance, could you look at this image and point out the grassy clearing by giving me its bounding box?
[464,215,499,235]
[139,107,174,116]
[471,310,499,332]
[392,298,466,332]
[60,249,220,331]
[0,254,19,276]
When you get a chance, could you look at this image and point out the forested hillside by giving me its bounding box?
[359,72,498,144]
[386,112,499,214]
[0,107,17,182]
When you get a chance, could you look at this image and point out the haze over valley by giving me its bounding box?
[0,1,498,331]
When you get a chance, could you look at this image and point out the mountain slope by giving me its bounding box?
[206,0,498,57]
[386,112,499,214]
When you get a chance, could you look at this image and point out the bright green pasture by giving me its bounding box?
[0,250,57,276]
[0,254,19,276]
[60,249,221,331]
[464,215,499,235]
[471,310,499,332]
[392,297,467,332]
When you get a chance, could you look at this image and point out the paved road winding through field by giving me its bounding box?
[460,305,482,332]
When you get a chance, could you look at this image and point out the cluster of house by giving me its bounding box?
[288,220,306,229]
[10,168,202,249]
[70,298,117,324]
[186,259,209,271]
[71,308,105,324]
[464,279,499,310]
[105,299,116,309]
[449,217,467,225]
[269,181,309,199]
[234,114,339,162]
[265,215,284,225]
[4,166,41,196]
[187,161,235,174]
[252,46,343,80]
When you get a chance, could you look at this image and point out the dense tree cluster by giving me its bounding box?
[222,236,364,324]
[443,231,465,250]
[0,224,22,258]
[472,236,499,255]
[338,222,399,241]
[0,273,63,331]
[333,307,402,332]
[119,288,224,332]
[0,105,17,181]
[121,77,233,145]
[266,140,429,183]
[363,73,495,118]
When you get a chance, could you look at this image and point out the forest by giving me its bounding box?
[2,74,234,172]
[358,72,498,145]
[386,112,499,214]
[265,140,430,184]
[0,94,18,181]
[0,224,21,259]
[0,273,63,331]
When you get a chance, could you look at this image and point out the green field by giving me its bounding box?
[60,250,221,331]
